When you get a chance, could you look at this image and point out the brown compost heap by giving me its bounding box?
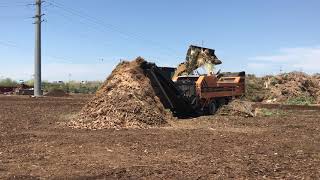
[45,89,69,97]
[246,72,320,104]
[217,100,256,117]
[69,57,171,129]
[266,72,320,104]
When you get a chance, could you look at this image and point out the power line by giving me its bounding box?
[0,41,16,47]
[42,7,122,64]
[0,39,78,64]
[0,2,30,5]
[44,7,114,46]
[0,1,34,7]
[0,5,28,7]
[47,1,181,58]
[0,0,34,3]
[43,7,163,64]
[42,2,178,62]
[0,15,33,20]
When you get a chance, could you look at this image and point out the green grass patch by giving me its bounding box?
[285,96,315,105]
[257,108,287,117]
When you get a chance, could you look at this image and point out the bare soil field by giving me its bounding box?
[0,95,319,179]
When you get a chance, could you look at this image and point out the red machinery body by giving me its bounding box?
[142,62,245,117]
[145,45,245,116]
[196,74,245,99]
[173,72,245,114]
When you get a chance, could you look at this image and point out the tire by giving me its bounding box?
[208,100,217,115]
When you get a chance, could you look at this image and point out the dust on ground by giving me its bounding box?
[45,89,69,97]
[0,95,319,179]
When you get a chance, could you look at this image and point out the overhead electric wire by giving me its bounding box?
[44,8,164,64]
[44,6,115,49]
[47,1,181,59]
[2,0,180,65]
[0,5,27,7]
[0,1,33,7]
[0,38,79,65]
[0,0,34,4]
[0,40,18,47]
[44,2,178,62]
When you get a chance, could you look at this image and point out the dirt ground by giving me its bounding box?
[0,95,319,179]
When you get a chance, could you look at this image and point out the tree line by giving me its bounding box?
[0,78,103,94]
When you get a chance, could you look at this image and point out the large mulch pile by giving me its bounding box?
[265,72,320,103]
[45,89,69,97]
[217,100,256,117]
[246,72,320,104]
[69,57,171,130]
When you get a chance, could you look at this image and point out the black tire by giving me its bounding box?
[208,100,217,115]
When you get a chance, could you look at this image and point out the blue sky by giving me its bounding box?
[0,0,319,81]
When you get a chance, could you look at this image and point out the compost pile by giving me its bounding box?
[265,72,320,104]
[45,89,69,97]
[246,72,320,104]
[217,100,256,117]
[69,57,171,129]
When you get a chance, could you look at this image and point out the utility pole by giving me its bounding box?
[34,0,43,96]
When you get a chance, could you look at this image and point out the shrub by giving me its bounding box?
[285,96,315,105]
[0,78,18,87]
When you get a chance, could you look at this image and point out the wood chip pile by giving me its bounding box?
[69,57,171,129]
[217,100,256,117]
[268,72,320,103]
[246,72,320,104]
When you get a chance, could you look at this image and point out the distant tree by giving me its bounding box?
[1,77,102,94]
[0,78,18,87]
[24,79,34,86]
[40,80,103,94]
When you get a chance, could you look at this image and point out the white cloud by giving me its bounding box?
[248,46,320,74]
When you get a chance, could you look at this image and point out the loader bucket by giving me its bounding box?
[186,45,222,65]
